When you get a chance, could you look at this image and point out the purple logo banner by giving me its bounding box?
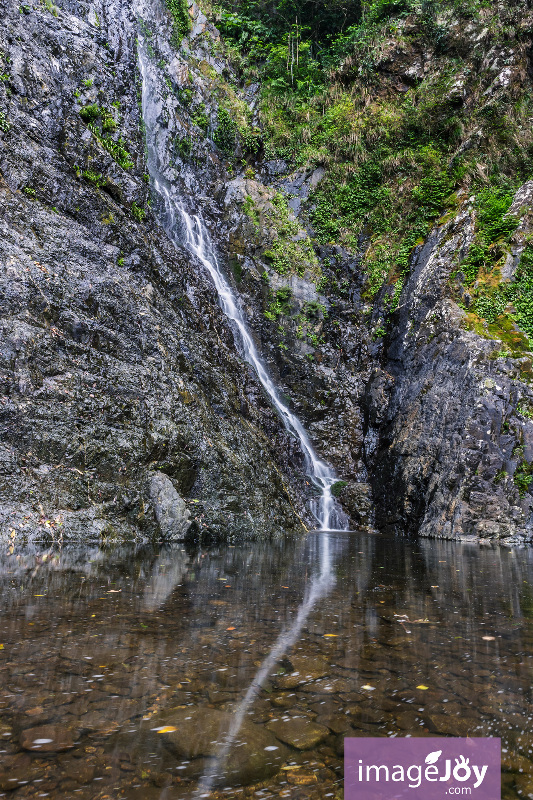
[345,737,501,799]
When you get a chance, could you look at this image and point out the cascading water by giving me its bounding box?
[136,34,348,532]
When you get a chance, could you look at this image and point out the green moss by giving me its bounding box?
[331,480,347,497]
[81,169,106,188]
[262,193,320,278]
[213,107,238,155]
[191,102,210,134]
[79,105,133,170]
[461,189,518,286]
[243,195,260,227]
[304,300,327,319]
[79,103,101,122]
[463,244,533,352]
[175,135,193,161]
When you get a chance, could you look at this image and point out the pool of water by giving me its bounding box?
[0,532,532,799]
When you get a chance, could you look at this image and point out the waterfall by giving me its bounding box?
[136,32,348,532]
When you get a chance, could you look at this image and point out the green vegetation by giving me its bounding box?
[242,195,260,227]
[81,169,106,187]
[41,0,58,16]
[213,107,238,155]
[175,135,193,161]
[211,0,533,336]
[79,103,100,122]
[514,460,533,497]
[0,111,9,132]
[331,480,348,497]
[166,0,192,47]
[131,202,146,221]
[78,105,133,170]
[461,243,533,352]
[262,193,320,277]
[191,102,210,133]
[461,189,518,285]
[264,286,293,320]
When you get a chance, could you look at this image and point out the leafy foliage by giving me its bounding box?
[166,0,192,47]
[265,286,293,320]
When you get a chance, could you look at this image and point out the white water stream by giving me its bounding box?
[137,38,347,533]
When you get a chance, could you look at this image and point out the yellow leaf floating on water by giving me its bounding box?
[323,634,338,638]
[0,644,3,650]
[416,685,429,690]
[361,684,375,691]
[155,726,177,733]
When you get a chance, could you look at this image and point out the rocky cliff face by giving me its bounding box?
[2,0,533,544]
[0,0,310,543]
[366,186,533,543]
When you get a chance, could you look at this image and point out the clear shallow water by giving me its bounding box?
[0,533,533,799]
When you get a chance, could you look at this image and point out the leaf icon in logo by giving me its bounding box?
[425,751,442,765]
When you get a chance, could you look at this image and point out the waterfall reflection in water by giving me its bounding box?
[1,535,533,798]
[194,533,335,797]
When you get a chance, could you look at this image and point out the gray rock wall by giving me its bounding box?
[364,196,533,543]
[0,0,308,543]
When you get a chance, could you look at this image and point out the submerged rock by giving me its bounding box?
[20,723,76,752]
[266,717,329,750]
[151,706,289,785]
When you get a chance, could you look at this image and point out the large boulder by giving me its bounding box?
[149,472,191,540]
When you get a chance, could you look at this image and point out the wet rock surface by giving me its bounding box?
[19,723,77,752]
[265,717,329,750]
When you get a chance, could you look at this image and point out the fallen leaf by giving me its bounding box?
[361,684,375,691]
[482,636,496,641]
[323,634,338,638]
[107,589,121,593]
[154,726,177,733]
[226,627,236,631]
[416,685,429,690]
[0,644,3,650]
